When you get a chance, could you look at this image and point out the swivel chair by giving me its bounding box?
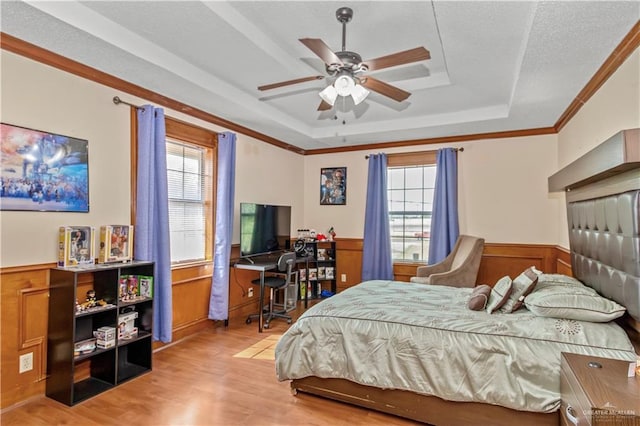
[246,251,296,329]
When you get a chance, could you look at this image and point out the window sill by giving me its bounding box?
[171,260,211,270]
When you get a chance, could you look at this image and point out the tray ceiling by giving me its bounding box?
[1,1,638,150]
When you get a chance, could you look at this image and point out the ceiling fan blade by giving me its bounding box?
[362,47,431,72]
[258,75,324,91]
[299,38,344,66]
[361,76,411,102]
[317,100,333,111]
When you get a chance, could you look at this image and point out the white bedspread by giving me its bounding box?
[275,280,636,413]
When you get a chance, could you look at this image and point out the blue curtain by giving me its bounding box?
[135,105,172,343]
[209,132,236,320]
[428,148,459,264]
[362,153,394,281]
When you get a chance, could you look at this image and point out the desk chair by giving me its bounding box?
[246,251,296,329]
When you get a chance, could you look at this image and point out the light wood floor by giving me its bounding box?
[1,303,419,425]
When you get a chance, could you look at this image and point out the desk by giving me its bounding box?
[234,262,276,332]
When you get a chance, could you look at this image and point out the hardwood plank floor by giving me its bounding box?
[1,302,419,425]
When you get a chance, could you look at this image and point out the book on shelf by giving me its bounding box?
[318,266,326,279]
[309,268,318,281]
[299,268,306,282]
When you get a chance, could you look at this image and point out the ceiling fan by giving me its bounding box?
[258,6,431,111]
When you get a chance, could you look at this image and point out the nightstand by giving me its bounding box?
[560,352,639,425]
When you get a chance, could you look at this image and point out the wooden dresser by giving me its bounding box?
[560,352,639,425]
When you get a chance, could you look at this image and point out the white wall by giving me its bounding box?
[0,51,303,267]
[555,48,640,247]
[303,134,560,244]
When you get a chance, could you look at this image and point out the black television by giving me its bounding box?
[240,202,291,257]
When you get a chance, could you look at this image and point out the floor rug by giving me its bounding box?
[232,334,282,360]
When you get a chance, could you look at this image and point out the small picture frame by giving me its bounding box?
[320,167,346,205]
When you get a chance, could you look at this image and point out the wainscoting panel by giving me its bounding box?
[335,238,363,292]
[169,263,216,343]
[1,265,50,409]
[476,244,562,286]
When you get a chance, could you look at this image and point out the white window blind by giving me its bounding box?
[166,139,207,263]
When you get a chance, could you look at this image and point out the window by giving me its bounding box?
[387,151,437,262]
[164,118,216,264]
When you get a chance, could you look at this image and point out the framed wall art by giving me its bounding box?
[320,167,346,205]
[1,123,89,212]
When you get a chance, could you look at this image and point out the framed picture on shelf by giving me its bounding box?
[318,266,326,279]
[1,123,89,212]
[309,268,318,281]
[320,167,346,205]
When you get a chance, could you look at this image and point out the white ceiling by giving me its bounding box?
[2,1,639,151]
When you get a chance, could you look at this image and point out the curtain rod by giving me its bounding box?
[365,147,464,159]
[113,96,143,110]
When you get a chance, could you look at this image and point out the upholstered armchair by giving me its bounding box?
[410,235,485,287]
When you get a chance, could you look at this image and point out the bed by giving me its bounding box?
[275,129,640,426]
[275,279,635,425]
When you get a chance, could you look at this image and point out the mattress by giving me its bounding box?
[275,280,636,413]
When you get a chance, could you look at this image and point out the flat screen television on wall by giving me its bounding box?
[240,202,291,257]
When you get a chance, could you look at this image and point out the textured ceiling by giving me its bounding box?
[1,1,638,150]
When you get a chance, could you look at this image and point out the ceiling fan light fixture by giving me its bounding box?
[351,83,369,105]
[334,74,355,97]
[319,84,338,105]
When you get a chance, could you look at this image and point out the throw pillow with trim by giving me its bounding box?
[500,267,539,313]
[486,276,513,314]
[467,285,492,311]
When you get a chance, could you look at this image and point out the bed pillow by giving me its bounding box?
[486,276,513,314]
[500,267,539,313]
[467,285,492,311]
[524,286,626,322]
[534,273,597,293]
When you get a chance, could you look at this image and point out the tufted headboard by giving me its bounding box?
[549,128,640,324]
[567,190,640,321]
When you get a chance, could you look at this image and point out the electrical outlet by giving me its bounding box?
[19,352,33,374]
[248,288,254,297]
[341,274,347,283]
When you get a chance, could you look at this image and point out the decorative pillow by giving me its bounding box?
[524,287,626,322]
[500,267,539,313]
[486,276,513,314]
[467,285,492,311]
